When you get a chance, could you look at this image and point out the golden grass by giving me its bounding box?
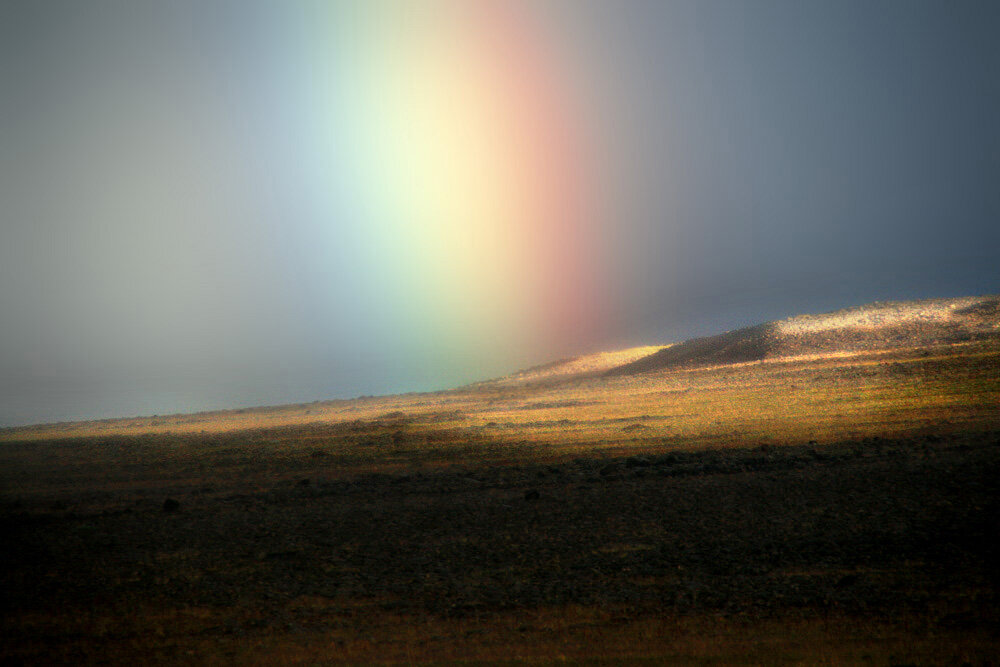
[2,342,995,442]
[775,293,994,334]
[1,340,997,507]
[2,341,997,458]
[2,339,999,665]
[477,345,668,388]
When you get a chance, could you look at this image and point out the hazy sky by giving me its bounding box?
[1,0,998,426]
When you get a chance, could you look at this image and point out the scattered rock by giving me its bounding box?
[524,489,540,501]
[162,498,181,513]
[297,478,311,487]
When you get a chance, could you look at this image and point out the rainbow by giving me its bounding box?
[298,1,612,370]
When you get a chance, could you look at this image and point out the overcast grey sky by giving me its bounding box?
[1,0,998,426]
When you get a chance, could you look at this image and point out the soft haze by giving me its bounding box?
[1,0,997,427]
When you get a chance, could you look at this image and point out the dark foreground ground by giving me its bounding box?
[2,428,999,664]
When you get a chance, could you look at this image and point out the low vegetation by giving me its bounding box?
[1,295,998,664]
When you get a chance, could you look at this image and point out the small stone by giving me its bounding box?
[524,489,540,501]
[162,498,181,513]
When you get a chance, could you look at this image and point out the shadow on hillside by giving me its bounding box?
[607,323,777,376]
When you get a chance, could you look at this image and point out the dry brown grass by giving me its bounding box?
[2,303,999,665]
[3,340,997,450]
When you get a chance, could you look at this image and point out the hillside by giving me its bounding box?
[2,294,999,663]
[3,294,997,442]
[608,293,1000,376]
[470,344,666,389]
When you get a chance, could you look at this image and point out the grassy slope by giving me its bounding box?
[609,294,1000,376]
[1,296,999,664]
[2,341,997,496]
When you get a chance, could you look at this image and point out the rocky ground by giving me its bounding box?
[2,429,998,663]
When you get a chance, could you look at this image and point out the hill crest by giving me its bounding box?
[606,294,1000,377]
[475,294,1000,387]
